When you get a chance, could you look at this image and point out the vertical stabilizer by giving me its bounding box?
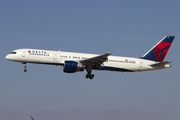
[142,36,174,62]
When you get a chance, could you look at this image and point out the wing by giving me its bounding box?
[80,53,112,68]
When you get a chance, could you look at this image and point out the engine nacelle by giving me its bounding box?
[63,61,85,73]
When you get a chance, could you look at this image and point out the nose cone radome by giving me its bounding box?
[5,54,11,60]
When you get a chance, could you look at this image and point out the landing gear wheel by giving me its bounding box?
[90,74,94,79]
[24,69,27,72]
[23,62,27,72]
[86,74,91,79]
[85,73,94,79]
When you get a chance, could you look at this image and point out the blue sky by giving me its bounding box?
[1,0,180,118]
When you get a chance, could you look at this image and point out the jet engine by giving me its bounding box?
[63,61,85,73]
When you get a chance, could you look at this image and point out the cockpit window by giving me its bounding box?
[10,52,16,54]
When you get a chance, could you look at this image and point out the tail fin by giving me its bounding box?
[142,36,175,62]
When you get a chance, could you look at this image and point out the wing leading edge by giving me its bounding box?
[80,53,112,68]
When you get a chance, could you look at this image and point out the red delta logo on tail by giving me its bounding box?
[153,41,172,62]
[142,36,174,62]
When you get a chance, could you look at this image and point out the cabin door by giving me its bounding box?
[53,53,57,60]
[139,60,143,67]
[22,51,25,57]
[53,51,61,60]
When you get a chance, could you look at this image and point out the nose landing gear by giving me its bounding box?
[22,62,27,72]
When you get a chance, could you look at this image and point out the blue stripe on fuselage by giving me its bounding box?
[92,66,133,72]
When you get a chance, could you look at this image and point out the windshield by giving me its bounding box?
[10,52,17,54]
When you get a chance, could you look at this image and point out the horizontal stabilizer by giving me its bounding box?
[149,61,172,67]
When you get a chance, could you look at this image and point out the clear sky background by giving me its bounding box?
[0,0,180,118]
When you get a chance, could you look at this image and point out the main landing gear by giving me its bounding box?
[86,73,94,79]
[23,62,27,72]
[85,66,94,79]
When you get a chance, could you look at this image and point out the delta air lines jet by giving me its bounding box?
[6,36,174,79]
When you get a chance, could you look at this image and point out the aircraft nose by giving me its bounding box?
[5,54,11,60]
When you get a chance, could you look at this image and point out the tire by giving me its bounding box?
[90,74,94,79]
[24,69,27,72]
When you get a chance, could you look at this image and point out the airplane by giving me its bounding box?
[5,36,174,79]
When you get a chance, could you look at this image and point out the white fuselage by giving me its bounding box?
[5,49,170,72]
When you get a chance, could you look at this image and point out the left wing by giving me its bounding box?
[80,53,112,68]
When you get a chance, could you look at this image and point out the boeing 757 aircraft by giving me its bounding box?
[6,36,174,79]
